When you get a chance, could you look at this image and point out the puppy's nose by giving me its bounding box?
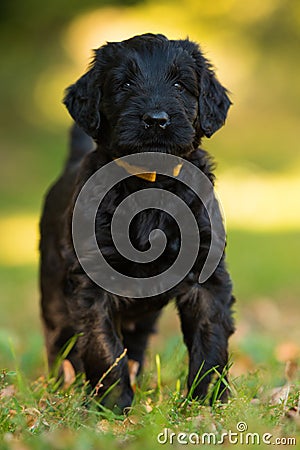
[142,111,170,130]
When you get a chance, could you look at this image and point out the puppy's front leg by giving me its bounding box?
[176,275,234,402]
[67,287,133,411]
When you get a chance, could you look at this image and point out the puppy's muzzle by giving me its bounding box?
[142,111,170,130]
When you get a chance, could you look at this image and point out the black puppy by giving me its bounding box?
[40,33,235,410]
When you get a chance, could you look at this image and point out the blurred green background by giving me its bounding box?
[0,0,300,379]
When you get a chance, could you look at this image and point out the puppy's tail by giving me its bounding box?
[65,123,95,167]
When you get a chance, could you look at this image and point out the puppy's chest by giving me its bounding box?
[95,181,202,275]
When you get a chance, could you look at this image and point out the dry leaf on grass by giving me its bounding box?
[97,419,110,433]
[128,359,140,390]
[285,406,300,421]
[270,361,298,406]
[270,385,291,406]
[124,414,140,426]
[275,342,300,362]
[0,384,15,399]
[24,407,42,431]
[230,354,254,377]
[285,360,298,382]
[144,398,153,413]
[62,359,76,389]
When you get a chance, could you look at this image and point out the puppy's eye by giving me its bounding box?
[174,82,185,92]
[123,82,132,89]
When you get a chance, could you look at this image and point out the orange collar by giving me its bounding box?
[113,158,183,182]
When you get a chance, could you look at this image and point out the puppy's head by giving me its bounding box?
[64,33,231,157]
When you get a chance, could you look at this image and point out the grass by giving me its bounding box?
[0,206,300,449]
[227,229,300,301]
[0,343,299,450]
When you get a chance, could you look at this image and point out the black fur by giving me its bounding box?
[40,33,234,411]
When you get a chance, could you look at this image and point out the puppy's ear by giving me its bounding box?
[63,67,101,139]
[178,40,231,137]
[199,66,231,138]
